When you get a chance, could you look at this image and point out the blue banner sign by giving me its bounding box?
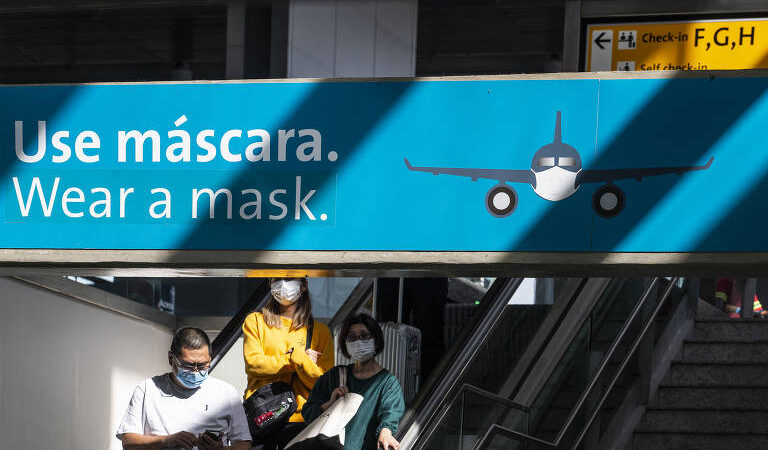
[1,76,765,251]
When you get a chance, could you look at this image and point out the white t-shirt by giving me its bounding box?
[116,374,251,448]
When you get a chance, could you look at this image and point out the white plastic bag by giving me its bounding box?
[285,366,363,450]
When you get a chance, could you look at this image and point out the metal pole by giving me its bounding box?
[687,278,700,319]
[225,1,246,79]
[638,280,658,404]
[744,278,757,318]
[372,278,378,319]
[561,0,582,71]
[398,277,405,323]
[459,390,465,450]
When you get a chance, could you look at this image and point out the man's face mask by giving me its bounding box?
[175,367,208,389]
[271,279,303,305]
[172,354,209,389]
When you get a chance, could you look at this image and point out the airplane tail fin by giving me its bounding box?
[554,111,562,144]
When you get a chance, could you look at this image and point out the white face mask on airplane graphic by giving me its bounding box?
[533,166,578,201]
[271,280,303,305]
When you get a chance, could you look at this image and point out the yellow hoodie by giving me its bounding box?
[242,312,334,422]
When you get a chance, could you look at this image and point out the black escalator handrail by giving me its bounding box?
[400,278,523,449]
[471,277,681,450]
[328,277,374,331]
[496,278,586,401]
[209,278,271,371]
[510,278,609,408]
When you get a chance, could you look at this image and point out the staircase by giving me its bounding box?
[633,318,768,450]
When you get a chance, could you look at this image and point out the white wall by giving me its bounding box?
[0,278,173,450]
[288,0,418,78]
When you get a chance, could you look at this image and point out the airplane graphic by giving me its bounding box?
[404,111,714,218]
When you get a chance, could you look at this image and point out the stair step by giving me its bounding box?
[656,386,768,409]
[663,362,768,387]
[638,408,768,433]
[692,319,768,342]
[633,432,768,450]
[681,341,768,363]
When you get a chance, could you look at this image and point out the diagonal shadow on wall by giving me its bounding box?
[0,85,81,178]
[694,167,768,253]
[509,74,768,253]
[173,80,413,250]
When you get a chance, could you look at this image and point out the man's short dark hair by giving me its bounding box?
[339,313,385,358]
[170,327,211,356]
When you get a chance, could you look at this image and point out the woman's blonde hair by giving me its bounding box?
[262,278,313,331]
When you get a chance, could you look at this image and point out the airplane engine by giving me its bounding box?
[592,184,625,218]
[486,184,517,217]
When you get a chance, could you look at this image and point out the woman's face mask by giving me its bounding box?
[271,279,303,305]
[346,339,376,362]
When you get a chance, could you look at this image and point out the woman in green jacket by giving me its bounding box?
[302,314,405,450]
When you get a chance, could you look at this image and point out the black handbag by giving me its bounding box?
[244,319,314,441]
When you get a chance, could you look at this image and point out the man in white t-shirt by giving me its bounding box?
[116,327,252,449]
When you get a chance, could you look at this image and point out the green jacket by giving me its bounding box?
[303,365,405,450]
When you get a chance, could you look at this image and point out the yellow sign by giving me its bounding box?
[585,18,768,71]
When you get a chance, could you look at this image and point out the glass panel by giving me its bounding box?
[420,278,572,449]
[421,393,462,450]
[461,389,529,450]
[419,278,568,450]
[460,302,554,393]
[420,387,530,450]
[67,276,370,318]
[528,278,653,443]
[422,277,691,450]
[475,427,552,450]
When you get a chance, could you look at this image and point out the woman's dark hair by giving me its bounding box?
[339,313,385,358]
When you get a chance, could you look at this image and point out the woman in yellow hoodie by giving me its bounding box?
[243,277,335,450]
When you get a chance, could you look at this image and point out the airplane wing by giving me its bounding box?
[578,157,714,184]
[404,158,535,185]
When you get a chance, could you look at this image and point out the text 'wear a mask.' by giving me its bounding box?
[271,280,303,305]
[347,339,376,362]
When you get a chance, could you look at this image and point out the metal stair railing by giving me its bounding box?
[403,278,600,450]
[470,277,680,450]
[510,278,613,408]
[399,277,526,449]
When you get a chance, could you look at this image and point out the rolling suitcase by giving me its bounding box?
[334,322,421,404]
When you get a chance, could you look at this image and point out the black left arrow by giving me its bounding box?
[594,32,611,50]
